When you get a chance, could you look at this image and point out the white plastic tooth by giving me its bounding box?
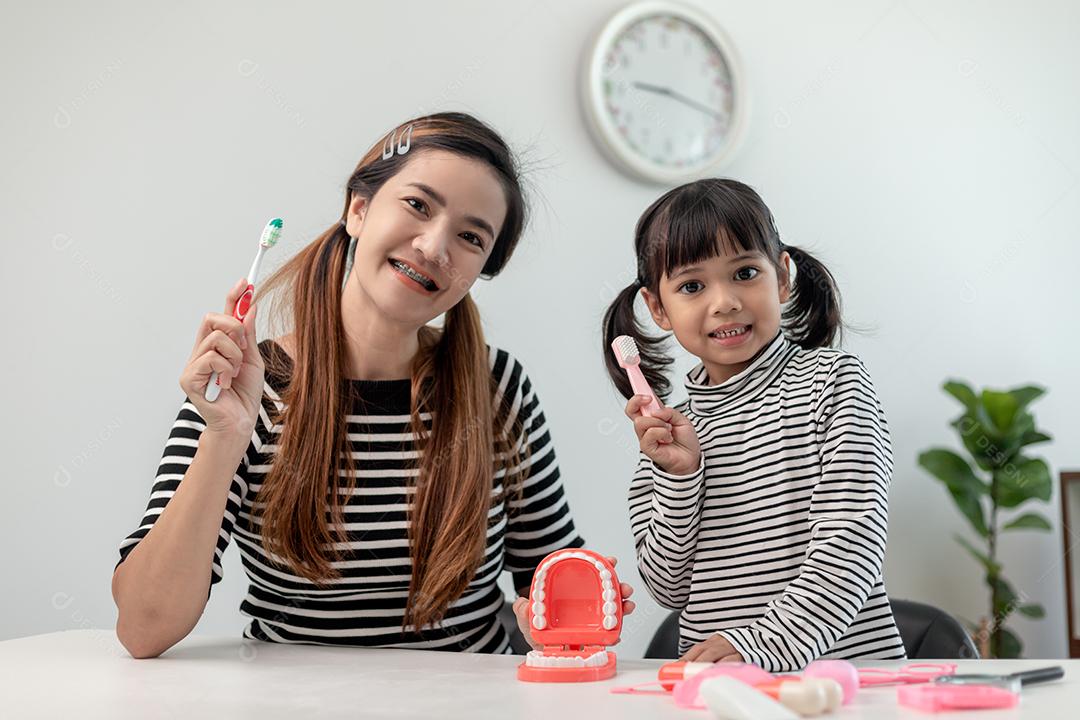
[602,601,617,615]
[593,561,606,571]
[603,615,617,630]
[602,589,616,601]
[569,552,587,560]
[599,569,612,581]
[532,601,545,616]
[535,588,545,602]
[533,615,546,630]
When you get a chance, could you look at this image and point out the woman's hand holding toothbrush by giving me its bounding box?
[625,396,701,476]
[180,278,265,441]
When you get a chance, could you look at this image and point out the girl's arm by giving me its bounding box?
[716,354,893,671]
[628,448,707,610]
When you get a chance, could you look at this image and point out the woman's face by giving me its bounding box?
[344,149,508,327]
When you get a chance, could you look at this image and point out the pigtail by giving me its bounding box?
[782,244,843,349]
[602,283,675,402]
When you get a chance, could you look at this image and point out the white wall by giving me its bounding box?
[3,0,1077,659]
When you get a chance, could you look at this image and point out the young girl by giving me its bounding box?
[603,178,905,671]
[112,113,634,658]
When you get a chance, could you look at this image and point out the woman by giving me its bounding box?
[112,112,635,657]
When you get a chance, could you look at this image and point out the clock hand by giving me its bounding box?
[633,81,725,122]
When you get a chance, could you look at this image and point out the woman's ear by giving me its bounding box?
[345,193,369,237]
[778,251,793,304]
[640,287,672,331]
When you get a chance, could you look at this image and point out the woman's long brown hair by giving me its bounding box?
[254,113,529,629]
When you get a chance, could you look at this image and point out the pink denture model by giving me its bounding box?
[517,549,623,683]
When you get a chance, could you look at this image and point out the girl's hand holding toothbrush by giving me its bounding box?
[625,396,701,476]
[179,278,265,441]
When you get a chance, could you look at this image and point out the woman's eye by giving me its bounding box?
[678,280,704,294]
[735,267,760,281]
[405,198,428,215]
[461,232,484,249]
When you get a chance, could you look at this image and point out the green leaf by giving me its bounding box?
[1002,512,1053,531]
[954,534,1000,575]
[1019,430,1052,448]
[994,458,1052,508]
[1017,603,1045,619]
[951,414,1001,471]
[919,449,989,536]
[944,380,978,412]
[982,389,1020,434]
[995,626,1023,658]
[1009,385,1046,412]
[991,576,1018,617]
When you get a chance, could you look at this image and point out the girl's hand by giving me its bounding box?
[179,278,265,440]
[681,634,745,663]
[625,396,702,476]
[512,556,637,651]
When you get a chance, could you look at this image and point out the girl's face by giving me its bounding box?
[344,149,508,327]
[642,246,792,385]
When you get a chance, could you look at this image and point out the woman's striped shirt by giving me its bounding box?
[117,340,583,652]
[629,330,907,670]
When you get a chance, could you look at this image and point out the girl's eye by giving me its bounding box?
[460,232,484,249]
[735,266,760,281]
[678,280,704,294]
[405,198,428,215]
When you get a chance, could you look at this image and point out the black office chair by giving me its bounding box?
[890,598,979,659]
[644,597,979,660]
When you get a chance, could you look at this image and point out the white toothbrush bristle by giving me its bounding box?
[612,335,640,365]
[260,218,283,247]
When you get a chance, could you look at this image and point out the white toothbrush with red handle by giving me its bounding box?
[205,217,283,402]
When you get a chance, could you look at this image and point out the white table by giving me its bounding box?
[1,631,1077,718]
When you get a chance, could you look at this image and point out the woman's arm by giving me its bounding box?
[112,412,250,658]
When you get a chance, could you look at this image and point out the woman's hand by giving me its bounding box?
[179,278,265,440]
[681,633,745,663]
[512,556,637,651]
[625,396,702,476]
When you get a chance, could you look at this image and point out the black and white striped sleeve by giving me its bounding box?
[717,355,894,671]
[115,397,251,594]
[500,358,584,591]
[628,448,707,611]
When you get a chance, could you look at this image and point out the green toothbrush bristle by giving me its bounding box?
[261,218,283,247]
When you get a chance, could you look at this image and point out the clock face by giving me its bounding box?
[586,8,743,182]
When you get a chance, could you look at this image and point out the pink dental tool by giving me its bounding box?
[858,662,957,687]
[898,683,1019,712]
[517,549,623,683]
[610,335,662,417]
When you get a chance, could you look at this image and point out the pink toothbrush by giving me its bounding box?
[611,335,662,417]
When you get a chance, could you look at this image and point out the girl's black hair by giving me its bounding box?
[602,178,842,401]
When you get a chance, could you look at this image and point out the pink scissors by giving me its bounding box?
[858,662,957,687]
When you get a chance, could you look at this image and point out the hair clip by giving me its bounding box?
[381,124,414,160]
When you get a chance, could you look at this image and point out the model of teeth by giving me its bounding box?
[531,551,619,632]
[524,650,610,668]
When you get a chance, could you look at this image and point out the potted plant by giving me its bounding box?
[917,380,1053,658]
